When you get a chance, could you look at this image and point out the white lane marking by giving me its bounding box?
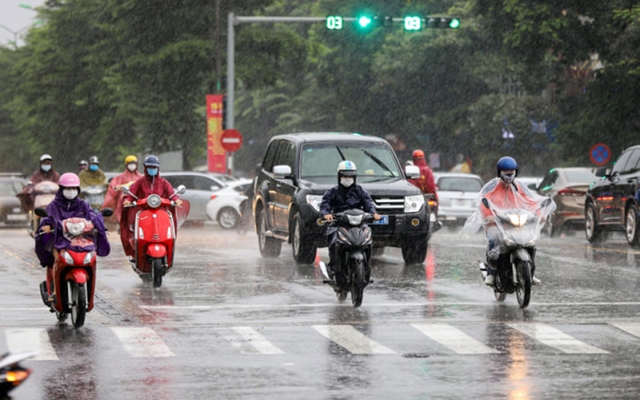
[507,323,608,354]
[110,327,175,358]
[610,322,640,338]
[5,328,58,360]
[313,325,395,355]
[139,301,640,310]
[411,323,500,354]
[223,327,284,354]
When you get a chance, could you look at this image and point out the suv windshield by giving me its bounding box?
[299,143,401,184]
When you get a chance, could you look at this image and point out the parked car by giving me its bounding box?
[253,132,430,264]
[163,172,248,221]
[0,177,29,227]
[205,181,250,229]
[537,167,598,236]
[585,144,640,245]
[433,172,484,228]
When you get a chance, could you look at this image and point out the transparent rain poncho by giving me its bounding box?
[460,177,557,244]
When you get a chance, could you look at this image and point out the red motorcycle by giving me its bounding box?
[122,186,189,288]
[36,209,112,328]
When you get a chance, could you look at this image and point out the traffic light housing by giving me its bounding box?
[425,17,461,29]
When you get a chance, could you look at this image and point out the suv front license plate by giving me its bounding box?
[372,215,389,225]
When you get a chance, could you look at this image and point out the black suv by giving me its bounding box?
[252,132,430,264]
[585,144,640,245]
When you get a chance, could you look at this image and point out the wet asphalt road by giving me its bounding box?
[1,224,640,399]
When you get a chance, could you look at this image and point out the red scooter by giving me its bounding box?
[36,208,113,328]
[122,186,189,288]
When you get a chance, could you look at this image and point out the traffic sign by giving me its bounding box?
[589,143,611,166]
[220,129,243,152]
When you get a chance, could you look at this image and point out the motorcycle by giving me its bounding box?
[121,185,188,288]
[35,208,113,328]
[81,185,107,213]
[0,352,36,398]
[27,181,59,238]
[478,197,552,308]
[425,193,442,237]
[319,209,374,308]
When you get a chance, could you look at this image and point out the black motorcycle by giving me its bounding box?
[320,209,374,307]
[479,197,552,308]
[0,352,35,398]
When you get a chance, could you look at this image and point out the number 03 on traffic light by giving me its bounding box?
[326,16,343,30]
[404,16,422,31]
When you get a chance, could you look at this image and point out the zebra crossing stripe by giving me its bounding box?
[507,323,608,354]
[223,327,284,354]
[5,328,58,361]
[410,323,500,354]
[610,322,640,338]
[110,327,175,358]
[313,325,395,354]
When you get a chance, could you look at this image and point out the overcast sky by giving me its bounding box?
[0,0,46,47]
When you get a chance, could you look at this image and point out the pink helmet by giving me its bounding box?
[59,172,81,187]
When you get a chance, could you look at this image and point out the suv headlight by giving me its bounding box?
[404,195,425,213]
[306,195,324,212]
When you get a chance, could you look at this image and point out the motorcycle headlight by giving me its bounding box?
[404,195,425,213]
[65,221,86,236]
[62,250,74,265]
[507,214,528,227]
[147,194,162,208]
[306,195,323,212]
[347,214,364,225]
[83,251,95,265]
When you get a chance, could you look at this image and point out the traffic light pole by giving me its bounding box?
[226,13,332,131]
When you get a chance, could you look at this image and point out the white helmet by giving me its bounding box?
[337,160,357,176]
[40,154,53,162]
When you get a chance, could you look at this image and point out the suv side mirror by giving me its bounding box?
[405,165,420,179]
[273,165,293,179]
[595,167,607,177]
[177,185,187,194]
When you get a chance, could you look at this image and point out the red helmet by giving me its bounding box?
[412,149,425,159]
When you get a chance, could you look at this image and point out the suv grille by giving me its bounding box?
[373,196,404,214]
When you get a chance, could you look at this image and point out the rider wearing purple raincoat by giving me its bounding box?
[35,173,110,268]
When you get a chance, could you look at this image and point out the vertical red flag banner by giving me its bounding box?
[206,94,226,173]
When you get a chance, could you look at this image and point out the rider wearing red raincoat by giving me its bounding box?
[407,150,436,195]
[120,155,182,256]
[102,155,143,224]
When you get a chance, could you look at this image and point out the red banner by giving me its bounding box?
[206,94,226,173]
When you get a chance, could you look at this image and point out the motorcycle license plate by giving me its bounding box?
[372,215,389,225]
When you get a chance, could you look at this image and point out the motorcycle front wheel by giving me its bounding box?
[70,281,87,328]
[152,258,163,288]
[515,261,532,308]
[350,259,365,308]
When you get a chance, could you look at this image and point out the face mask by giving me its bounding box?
[127,163,137,172]
[41,164,52,172]
[89,164,99,171]
[147,168,158,176]
[63,189,78,200]
[500,171,515,184]
[340,177,354,187]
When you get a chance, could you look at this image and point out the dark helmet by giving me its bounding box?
[88,155,99,165]
[143,155,160,168]
[496,156,518,177]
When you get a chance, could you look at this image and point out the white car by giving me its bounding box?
[433,172,484,227]
[205,181,251,229]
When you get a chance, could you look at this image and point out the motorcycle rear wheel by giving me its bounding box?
[70,282,87,328]
[350,259,365,308]
[515,261,532,308]
[152,258,163,288]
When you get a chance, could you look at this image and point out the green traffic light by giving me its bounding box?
[358,16,373,28]
[449,18,461,29]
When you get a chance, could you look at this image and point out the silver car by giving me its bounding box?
[433,172,484,227]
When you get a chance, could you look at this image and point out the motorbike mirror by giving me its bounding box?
[34,207,48,217]
[101,208,114,217]
[177,185,186,194]
[481,198,490,208]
